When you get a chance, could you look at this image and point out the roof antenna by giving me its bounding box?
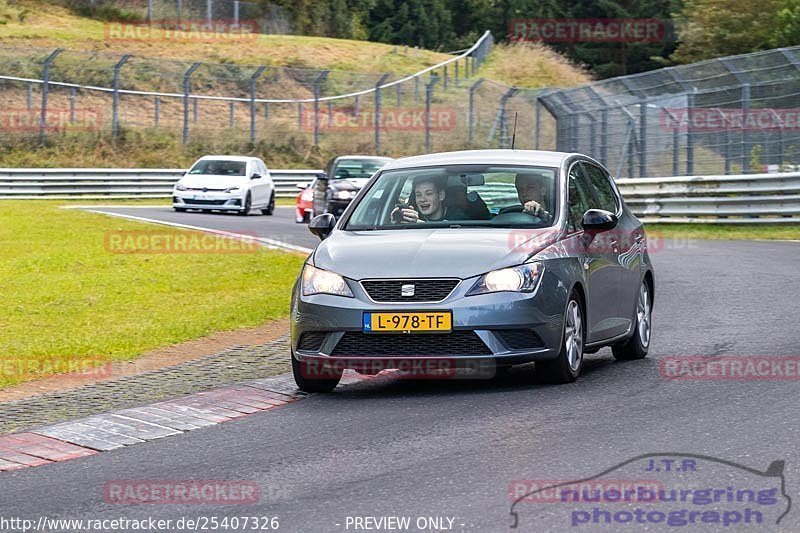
[510,112,518,150]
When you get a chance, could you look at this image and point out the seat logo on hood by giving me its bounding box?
[401,284,415,297]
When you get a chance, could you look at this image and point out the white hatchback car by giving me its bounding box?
[173,155,275,215]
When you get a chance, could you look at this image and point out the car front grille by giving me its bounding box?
[495,329,544,350]
[183,199,228,206]
[360,279,460,302]
[331,331,491,357]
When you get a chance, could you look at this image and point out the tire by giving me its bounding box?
[612,278,652,361]
[292,355,341,393]
[537,293,584,384]
[238,193,251,216]
[173,207,187,212]
[261,192,275,215]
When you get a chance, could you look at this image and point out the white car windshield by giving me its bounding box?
[188,160,247,176]
[344,165,558,229]
[332,159,388,180]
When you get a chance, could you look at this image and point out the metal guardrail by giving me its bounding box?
[0,168,322,199]
[2,169,799,224]
[616,172,800,223]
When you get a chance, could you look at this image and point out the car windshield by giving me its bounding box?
[344,165,558,230]
[188,160,247,176]
[332,159,388,179]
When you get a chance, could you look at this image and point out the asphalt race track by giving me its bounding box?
[2,207,799,531]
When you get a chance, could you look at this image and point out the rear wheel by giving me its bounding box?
[238,193,251,216]
[612,279,652,360]
[537,294,584,384]
[291,355,342,393]
[261,192,275,215]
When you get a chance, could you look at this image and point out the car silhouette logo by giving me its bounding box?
[401,284,415,297]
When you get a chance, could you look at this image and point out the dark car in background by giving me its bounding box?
[311,155,393,218]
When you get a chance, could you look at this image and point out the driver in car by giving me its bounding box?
[515,173,553,220]
[392,176,462,223]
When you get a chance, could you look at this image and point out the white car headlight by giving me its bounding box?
[467,262,543,296]
[175,183,188,191]
[333,190,355,200]
[302,264,353,297]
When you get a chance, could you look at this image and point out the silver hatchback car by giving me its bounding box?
[290,150,654,392]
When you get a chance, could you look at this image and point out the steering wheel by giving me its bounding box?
[490,211,543,225]
[498,204,523,214]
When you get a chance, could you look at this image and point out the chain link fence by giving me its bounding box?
[540,46,800,177]
[0,32,560,158]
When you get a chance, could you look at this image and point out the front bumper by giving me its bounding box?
[173,191,243,210]
[291,271,567,370]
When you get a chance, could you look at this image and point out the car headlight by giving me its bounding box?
[175,183,188,191]
[332,190,355,200]
[224,187,240,194]
[466,262,543,296]
[302,264,353,297]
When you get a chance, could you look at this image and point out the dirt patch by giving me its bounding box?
[0,319,290,403]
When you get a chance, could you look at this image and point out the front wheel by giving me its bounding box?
[537,294,584,384]
[292,355,342,393]
[261,192,275,215]
[612,279,652,360]
[173,207,187,212]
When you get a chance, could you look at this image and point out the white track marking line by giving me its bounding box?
[79,208,313,254]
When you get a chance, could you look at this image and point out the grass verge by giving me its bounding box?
[645,223,800,241]
[0,201,305,388]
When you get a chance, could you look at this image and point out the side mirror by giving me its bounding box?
[251,173,261,180]
[296,182,308,190]
[582,209,618,231]
[309,213,336,240]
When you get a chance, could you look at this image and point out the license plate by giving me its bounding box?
[363,311,452,333]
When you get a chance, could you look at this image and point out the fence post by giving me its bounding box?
[313,70,329,145]
[395,83,402,106]
[327,102,333,128]
[263,103,269,121]
[39,48,63,142]
[468,78,484,144]
[182,62,201,144]
[177,0,182,22]
[686,91,695,175]
[297,102,303,131]
[600,109,608,166]
[112,54,131,139]
[154,96,159,128]
[443,65,448,91]
[249,66,266,143]
[638,96,647,178]
[741,83,751,173]
[354,95,360,119]
[233,0,239,24]
[206,0,212,24]
[147,0,153,22]
[425,76,440,152]
[70,88,76,123]
[588,114,596,158]
[414,76,420,102]
[229,101,235,128]
[374,73,390,153]
[27,83,32,111]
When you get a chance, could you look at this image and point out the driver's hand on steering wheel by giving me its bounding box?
[523,200,547,217]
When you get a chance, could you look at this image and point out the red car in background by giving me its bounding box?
[295,183,314,223]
